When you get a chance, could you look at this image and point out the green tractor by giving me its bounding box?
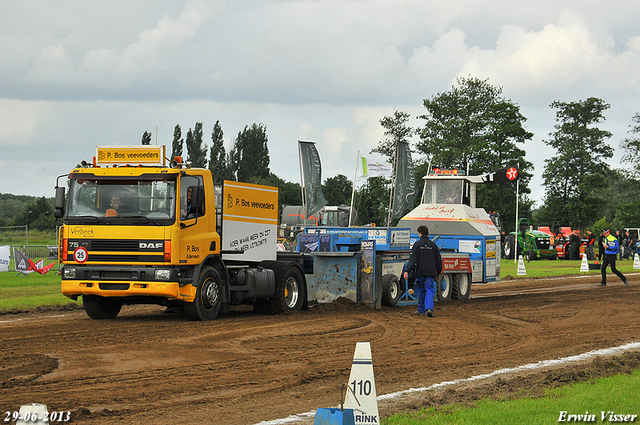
[503,218,556,261]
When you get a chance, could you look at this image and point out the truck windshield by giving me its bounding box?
[422,179,464,205]
[65,177,176,225]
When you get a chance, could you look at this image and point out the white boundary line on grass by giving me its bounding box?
[254,341,640,425]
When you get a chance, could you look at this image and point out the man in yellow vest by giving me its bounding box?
[598,229,628,287]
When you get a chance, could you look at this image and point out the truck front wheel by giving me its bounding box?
[83,295,122,319]
[185,266,222,321]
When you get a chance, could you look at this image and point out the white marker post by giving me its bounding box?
[580,254,589,272]
[517,255,527,276]
[343,342,379,425]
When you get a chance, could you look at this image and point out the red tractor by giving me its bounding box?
[552,227,587,260]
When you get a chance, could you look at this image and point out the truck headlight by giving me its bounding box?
[63,268,76,279]
[155,269,171,280]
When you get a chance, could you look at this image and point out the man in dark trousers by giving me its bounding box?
[404,225,443,317]
[598,229,628,287]
[569,229,581,260]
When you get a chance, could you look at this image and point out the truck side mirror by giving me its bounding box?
[54,186,66,218]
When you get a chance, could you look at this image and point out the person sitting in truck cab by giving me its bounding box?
[105,195,122,217]
[181,187,194,219]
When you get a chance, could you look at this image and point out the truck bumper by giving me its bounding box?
[61,280,196,302]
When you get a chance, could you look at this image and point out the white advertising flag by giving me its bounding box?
[361,157,392,178]
[0,245,10,272]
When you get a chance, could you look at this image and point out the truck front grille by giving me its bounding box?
[67,239,164,264]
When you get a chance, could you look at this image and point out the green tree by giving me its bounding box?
[417,76,533,232]
[231,123,270,182]
[539,98,613,230]
[322,174,353,206]
[371,110,414,164]
[354,177,390,226]
[11,197,55,231]
[209,120,228,182]
[594,169,640,230]
[141,131,152,145]
[0,194,30,223]
[621,113,640,179]
[171,125,183,160]
[186,122,208,168]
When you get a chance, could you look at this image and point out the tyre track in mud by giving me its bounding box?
[1,275,639,425]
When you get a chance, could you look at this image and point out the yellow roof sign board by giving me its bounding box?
[96,145,165,166]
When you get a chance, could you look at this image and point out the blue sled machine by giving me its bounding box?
[293,169,500,309]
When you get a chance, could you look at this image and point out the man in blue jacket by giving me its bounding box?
[404,225,443,317]
[599,229,628,287]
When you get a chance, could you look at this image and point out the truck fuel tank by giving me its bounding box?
[232,267,276,300]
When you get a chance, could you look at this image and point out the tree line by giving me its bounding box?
[0,194,55,231]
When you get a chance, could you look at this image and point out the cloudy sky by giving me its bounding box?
[2,0,640,206]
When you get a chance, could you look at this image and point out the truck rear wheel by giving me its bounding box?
[185,266,222,321]
[452,273,471,300]
[381,274,400,306]
[268,265,306,314]
[83,295,122,319]
[437,274,452,301]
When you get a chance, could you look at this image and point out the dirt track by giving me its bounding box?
[1,272,640,425]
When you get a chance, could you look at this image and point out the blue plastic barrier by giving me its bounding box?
[313,408,355,425]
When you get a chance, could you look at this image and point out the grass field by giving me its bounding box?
[500,255,640,278]
[0,229,57,246]
[0,271,79,311]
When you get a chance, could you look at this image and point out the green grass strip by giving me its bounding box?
[0,272,79,310]
[384,369,640,424]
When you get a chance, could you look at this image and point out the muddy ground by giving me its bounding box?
[1,272,639,424]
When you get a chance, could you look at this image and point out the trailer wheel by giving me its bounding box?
[452,273,471,300]
[268,265,306,314]
[83,295,122,320]
[504,235,516,260]
[381,274,400,306]
[184,266,222,321]
[437,274,452,301]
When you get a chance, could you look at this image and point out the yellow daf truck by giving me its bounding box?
[54,145,307,320]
